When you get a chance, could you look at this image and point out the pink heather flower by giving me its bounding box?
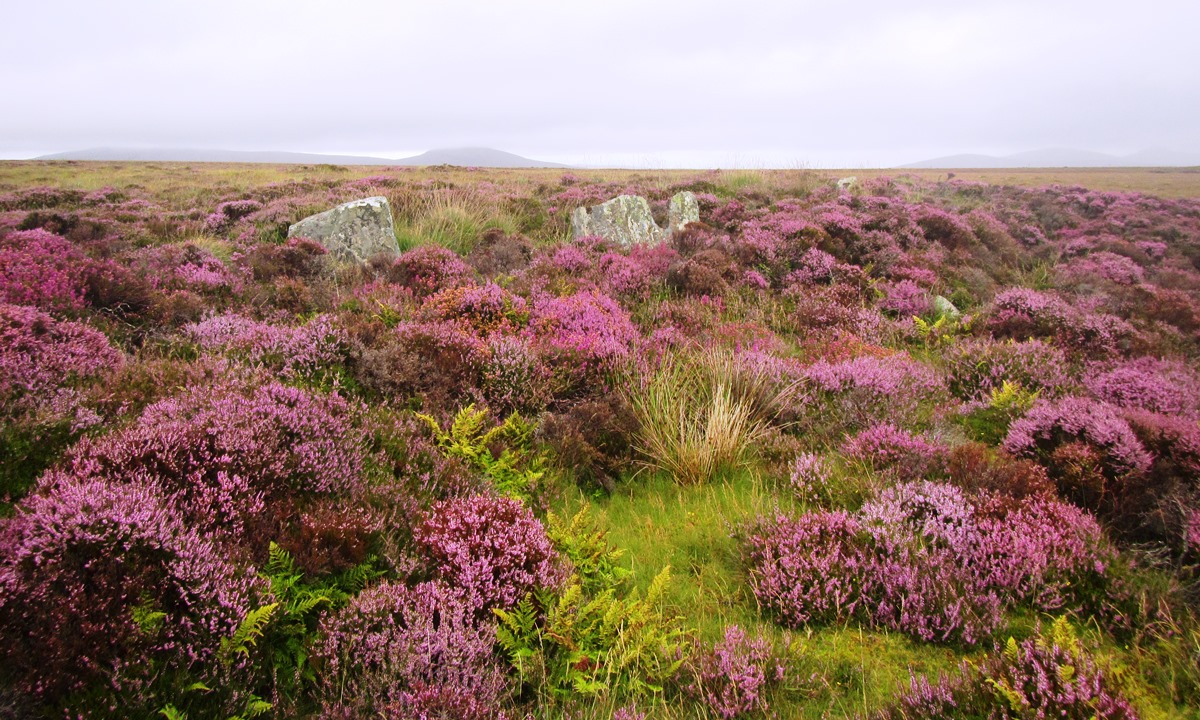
[1004,396,1154,476]
[528,290,639,373]
[1083,357,1200,419]
[844,425,944,479]
[742,269,770,290]
[186,312,348,377]
[550,244,593,273]
[789,452,832,504]
[317,580,508,716]
[0,228,90,311]
[689,625,787,719]
[0,303,123,425]
[878,279,933,317]
[411,494,564,613]
[0,477,262,707]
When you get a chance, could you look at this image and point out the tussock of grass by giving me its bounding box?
[624,348,791,486]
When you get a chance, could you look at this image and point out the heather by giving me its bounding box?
[1,162,1199,718]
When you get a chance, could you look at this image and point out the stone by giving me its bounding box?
[287,196,400,264]
[932,295,961,320]
[667,191,700,234]
[571,194,663,247]
[836,176,858,191]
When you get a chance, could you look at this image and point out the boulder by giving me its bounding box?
[571,191,699,247]
[571,194,663,247]
[287,196,400,264]
[667,191,700,234]
[836,176,858,191]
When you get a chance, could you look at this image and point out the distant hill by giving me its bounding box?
[391,147,568,168]
[903,147,1200,169]
[35,146,570,168]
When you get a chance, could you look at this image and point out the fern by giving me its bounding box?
[416,404,546,500]
[220,603,278,665]
[494,566,689,705]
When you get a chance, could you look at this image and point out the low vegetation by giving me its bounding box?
[1,161,1199,719]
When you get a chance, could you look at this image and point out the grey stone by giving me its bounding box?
[667,191,700,234]
[287,196,400,264]
[932,295,961,320]
[836,176,858,191]
[571,194,664,247]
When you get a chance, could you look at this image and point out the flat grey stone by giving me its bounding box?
[287,196,400,264]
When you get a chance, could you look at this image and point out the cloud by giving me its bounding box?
[3,0,1198,165]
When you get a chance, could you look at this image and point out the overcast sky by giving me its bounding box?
[3,0,1198,167]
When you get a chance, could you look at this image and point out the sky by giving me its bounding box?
[2,0,1198,168]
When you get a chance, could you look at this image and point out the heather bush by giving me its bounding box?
[58,381,368,551]
[316,580,508,717]
[1083,356,1200,418]
[389,244,474,297]
[686,625,789,719]
[0,303,122,498]
[798,352,945,434]
[747,482,1114,645]
[358,319,488,410]
[528,290,639,391]
[875,618,1139,720]
[0,478,263,716]
[187,312,350,381]
[1004,396,1154,510]
[878,279,932,318]
[422,281,529,335]
[942,337,1074,402]
[0,228,90,311]
[843,424,945,480]
[245,235,328,280]
[539,394,638,493]
[410,494,563,613]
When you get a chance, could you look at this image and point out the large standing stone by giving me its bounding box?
[571,194,664,247]
[667,191,700,234]
[287,196,400,264]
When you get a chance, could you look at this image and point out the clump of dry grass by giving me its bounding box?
[624,347,793,485]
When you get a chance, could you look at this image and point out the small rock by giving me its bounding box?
[836,176,858,191]
[287,196,400,264]
[667,191,700,234]
[932,295,961,320]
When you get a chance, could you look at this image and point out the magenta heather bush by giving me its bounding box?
[942,337,1074,401]
[985,287,1136,357]
[0,477,261,710]
[744,511,870,628]
[1004,397,1154,477]
[480,334,550,415]
[688,625,787,719]
[878,279,933,318]
[316,580,508,717]
[843,424,944,480]
[203,199,264,232]
[136,243,242,294]
[0,302,122,426]
[0,228,90,311]
[60,381,368,547]
[789,452,832,505]
[599,243,677,299]
[876,626,1138,719]
[411,494,564,613]
[1061,250,1146,286]
[800,353,945,431]
[187,312,349,378]
[421,281,529,335]
[528,290,639,383]
[1083,357,1200,419]
[390,245,474,297]
[748,481,1114,645]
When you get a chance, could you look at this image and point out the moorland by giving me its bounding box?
[1,160,1199,719]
